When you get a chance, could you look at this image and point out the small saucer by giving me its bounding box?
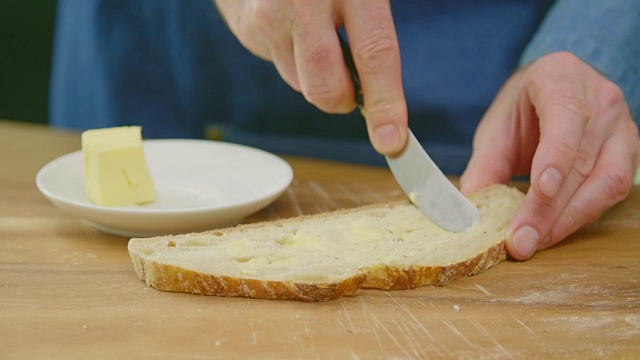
[36,139,293,237]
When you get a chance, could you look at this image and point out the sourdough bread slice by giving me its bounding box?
[128,184,524,301]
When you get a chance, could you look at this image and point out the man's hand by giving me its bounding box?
[461,51,639,260]
[213,0,408,155]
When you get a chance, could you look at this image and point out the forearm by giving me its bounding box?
[519,0,640,123]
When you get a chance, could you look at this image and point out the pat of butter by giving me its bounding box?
[82,126,155,207]
[409,191,419,205]
[237,256,298,275]
[277,231,323,247]
[344,221,385,243]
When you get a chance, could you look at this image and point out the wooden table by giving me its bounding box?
[1,120,639,359]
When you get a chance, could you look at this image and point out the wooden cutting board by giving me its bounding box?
[1,120,639,358]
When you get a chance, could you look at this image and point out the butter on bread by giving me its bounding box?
[82,126,155,207]
[128,184,524,301]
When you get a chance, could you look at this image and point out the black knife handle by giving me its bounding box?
[337,31,364,108]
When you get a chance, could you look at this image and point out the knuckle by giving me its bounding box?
[249,1,278,29]
[557,205,601,241]
[572,143,597,179]
[228,1,282,59]
[364,96,406,126]
[601,166,633,203]
[353,35,399,72]
[528,51,578,80]
[550,136,579,159]
[528,77,591,123]
[598,81,625,109]
[526,52,591,118]
[559,210,584,236]
[305,44,332,70]
[546,137,584,175]
[303,83,350,113]
[300,45,352,112]
[557,92,591,122]
[538,51,583,72]
[553,51,583,68]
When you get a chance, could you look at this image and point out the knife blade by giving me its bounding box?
[337,31,479,232]
[385,130,479,231]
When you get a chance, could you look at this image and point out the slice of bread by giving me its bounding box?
[128,184,524,301]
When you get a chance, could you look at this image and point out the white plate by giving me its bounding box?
[36,139,293,237]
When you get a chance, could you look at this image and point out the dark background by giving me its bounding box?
[0,0,57,124]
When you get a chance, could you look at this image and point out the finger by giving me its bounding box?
[526,54,594,202]
[504,81,597,260]
[506,62,630,260]
[540,123,638,250]
[217,0,302,90]
[506,127,611,261]
[342,0,407,156]
[269,34,301,92]
[460,76,538,194]
[460,103,518,194]
[506,121,616,261]
[291,2,357,114]
[217,0,274,61]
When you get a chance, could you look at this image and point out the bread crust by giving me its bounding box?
[361,241,506,290]
[129,240,505,301]
[128,184,522,302]
[130,250,366,302]
[129,230,507,302]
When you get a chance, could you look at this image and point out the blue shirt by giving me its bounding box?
[49,0,640,174]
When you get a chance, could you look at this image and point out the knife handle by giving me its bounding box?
[337,31,364,108]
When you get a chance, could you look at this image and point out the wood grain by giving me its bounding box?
[1,120,639,359]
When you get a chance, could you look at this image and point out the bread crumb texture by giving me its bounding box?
[128,184,524,301]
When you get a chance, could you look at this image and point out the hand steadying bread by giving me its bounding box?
[128,184,524,301]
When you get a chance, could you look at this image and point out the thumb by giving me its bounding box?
[460,138,516,195]
[460,77,535,194]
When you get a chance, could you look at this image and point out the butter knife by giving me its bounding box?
[338,31,479,232]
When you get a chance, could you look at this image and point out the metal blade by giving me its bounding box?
[336,31,478,231]
[386,130,479,232]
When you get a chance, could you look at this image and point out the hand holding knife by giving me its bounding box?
[337,31,479,232]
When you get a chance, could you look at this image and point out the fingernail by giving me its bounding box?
[539,167,563,198]
[509,225,540,259]
[373,124,400,154]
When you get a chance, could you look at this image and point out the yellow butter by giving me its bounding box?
[343,221,386,243]
[82,126,155,207]
[276,230,322,248]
